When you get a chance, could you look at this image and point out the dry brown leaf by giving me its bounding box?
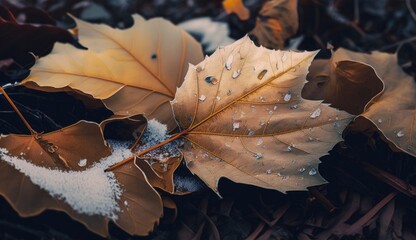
[249,0,298,49]
[22,15,204,131]
[171,37,353,193]
[0,121,163,237]
[303,56,383,115]
[222,0,250,21]
[136,157,182,194]
[318,49,416,157]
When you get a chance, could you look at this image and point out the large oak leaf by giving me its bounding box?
[308,49,415,157]
[171,37,353,193]
[23,15,204,131]
[0,120,163,237]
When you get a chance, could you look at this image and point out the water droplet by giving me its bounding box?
[254,153,263,159]
[309,168,317,176]
[78,159,87,167]
[203,152,209,158]
[259,96,265,102]
[282,175,289,180]
[266,169,272,174]
[273,106,277,110]
[299,167,306,173]
[199,95,207,101]
[205,76,218,85]
[397,131,405,138]
[284,93,291,102]
[257,69,268,80]
[225,143,231,148]
[277,172,283,177]
[124,200,129,206]
[232,69,241,79]
[257,138,263,145]
[225,54,233,70]
[268,110,273,115]
[307,136,314,142]
[378,118,383,124]
[287,144,295,152]
[310,108,321,119]
[227,90,232,96]
[259,120,265,126]
[233,122,240,131]
[290,104,298,110]
[216,96,221,101]
[248,129,255,136]
[333,122,340,128]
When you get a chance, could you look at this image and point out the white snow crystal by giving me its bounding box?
[0,141,133,220]
[136,119,182,161]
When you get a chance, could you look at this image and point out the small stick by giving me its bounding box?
[105,129,188,172]
[0,86,36,135]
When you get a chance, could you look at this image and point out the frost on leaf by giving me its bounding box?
[0,121,162,237]
[171,36,353,194]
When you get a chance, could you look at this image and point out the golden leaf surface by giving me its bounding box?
[22,15,204,130]
[249,0,298,49]
[0,121,163,237]
[222,0,250,20]
[171,37,353,193]
[319,49,416,157]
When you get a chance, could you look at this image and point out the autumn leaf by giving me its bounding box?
[136,157,181,194]
[170,36,353,193]
[0,120,163,237]
[249,0,298,50]
[303,55,384,115]
[309,49,416,157]
[22,14,204,131]
[222,0,250,21]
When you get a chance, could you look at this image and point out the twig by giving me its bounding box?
[0,86,36,134]
[406,0,416,22]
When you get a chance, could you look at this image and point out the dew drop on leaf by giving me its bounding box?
[216,96,221,101]
[397,131,405,138]
[254,153,263,159]
[257,69,268,80]
[232,69,241,79]
[310,108,321,119]
[299,167,306,173]
[204,76,218,85]
[257,138,263,145]
[284,93,291,102]
[225,54,233,70]
[378,118,383,124]
[199,95,207,101]
[248,129,255,136]
[309,168,317,176]
[266,169,272,174]
[232,122,240,131]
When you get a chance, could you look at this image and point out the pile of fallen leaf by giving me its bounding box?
[0,0,415,239]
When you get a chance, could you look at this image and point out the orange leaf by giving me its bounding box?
[222,0,250,21]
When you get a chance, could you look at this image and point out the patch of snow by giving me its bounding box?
[0,141,132,220]
[136,119,182,161]
[174,175,204,193]
[178,17,235,53]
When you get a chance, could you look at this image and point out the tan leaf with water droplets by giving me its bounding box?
[22,15,203,131]
[171,37,353,193]
[314,49,416,157]
[0,121,163,237]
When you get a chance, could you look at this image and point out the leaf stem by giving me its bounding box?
[105,129,188,172]
[0,86,36,135]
